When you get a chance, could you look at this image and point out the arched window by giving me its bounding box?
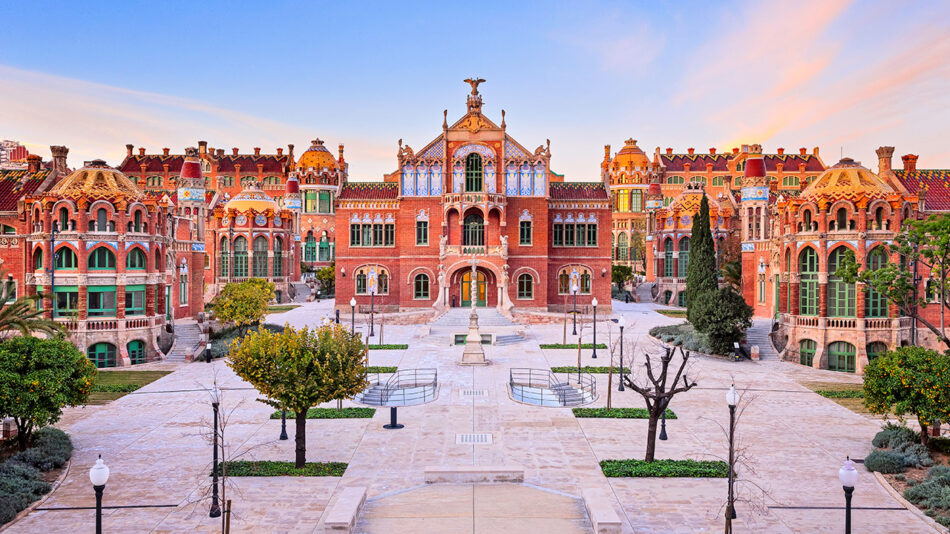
[233,236,248,278]
[155,248,163,271]
[827,341,856,373]
[465,153,483,192]
[799,339,816,366]
[219,237,229,276]
[802,210,813,231]
[799,248,818,315]
[356,271,367,294]
[463,213,484,246]
[873,207,885,230]
[88,247,116,270]
[828,247,856,317]
[664,238,674,277]
[318,235,330,262]
[835,207,847,231]
[517,273,533,299]
[866,248,889,317]
[378,271,389,294]
[126,248,147,270]
[867,342,888,362]
[304,232,317,262]
[87,342,117,368]
[33,249,43,271]
[127,340,146,365]
[678,237,690,278]
[558,271,570,294]
[414,273,430,299]
[55,247,78,269]
[273,237,284,277]
[57,207,69,232]
[617,233,629,261]
[134,211,143,232]
[96,208,107,231]
[252,236,269,277]
[355,266,389,295]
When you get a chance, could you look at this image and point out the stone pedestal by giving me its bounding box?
[460,309,488,366]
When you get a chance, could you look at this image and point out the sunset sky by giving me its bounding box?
[2,0,949,180]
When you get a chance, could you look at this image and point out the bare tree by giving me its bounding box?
[623,344,697,462]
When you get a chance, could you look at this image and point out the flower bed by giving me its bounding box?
[600,458,728,478]
[217,460,347,477]
[269,407,375,419]
[0,428,72,524]
[573,407,676,419]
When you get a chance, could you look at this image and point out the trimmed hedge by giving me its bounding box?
[864,450,908,474]
[0,427,72,525]
[600,458,728,478]
[218,460,347,477]
[269,407,375,419]
[540,343,608,350]
[366,366,397,373]
[573,408,677,419]
[368,344,408,350]
[91,383,142,393]
[816,390,864,399]
[551,366,631,374]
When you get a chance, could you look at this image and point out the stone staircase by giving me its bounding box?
[430,307,516,328]
[495,334,523,346]
[165,322,202,362]
[746,319,780,361]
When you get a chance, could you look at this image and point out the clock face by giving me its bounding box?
[254,214,267,226]
[222,216,230,226]
[235,214,248,226]
[273,217,282,227]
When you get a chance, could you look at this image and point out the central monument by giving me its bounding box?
[461,255,488,365]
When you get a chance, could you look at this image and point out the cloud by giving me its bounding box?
[555,7,666,73]
[0,65,390,177]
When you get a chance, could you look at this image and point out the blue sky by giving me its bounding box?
[2,0,949,179]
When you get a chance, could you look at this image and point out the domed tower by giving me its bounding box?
[739,144,771,312]
[606,139,655,274]
[296,138,345,273]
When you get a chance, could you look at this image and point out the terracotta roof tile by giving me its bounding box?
[895,169,950,211]
[763,154,825,173]
[338,182,398,200]
[118,153,289,175]
[549,182,608,200]
[0,169,51,211]
[661,154,730,172]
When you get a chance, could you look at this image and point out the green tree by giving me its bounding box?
[685,194,718,323]
[211,280,275,336]
[720,259,742,291]
[612,265,634,286]
[227,323,367,467]
[691,287,753,355]
[837,212,950,349]
[0,336,96,450]
[315,262,335,296]
[863,346,950,446]
[0,275,63,338]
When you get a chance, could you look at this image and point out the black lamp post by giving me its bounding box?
[725,384,739,532]
[350,297,356,334]
[591,297,598,359]
[571,284,578,335]
[659,398,669,440]
[839,457,858,534]
[209,385,222,518]
[617,316,625,391]
[279,409,288,440]
[369,289,375,337]
[89,455,109,534]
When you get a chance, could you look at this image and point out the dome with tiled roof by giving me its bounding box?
[800,157,894,203]
[224,182,279,213]
[296,139,337,171]
[50,159,142,200]
[614,139,651,169]
[667,181,728,217]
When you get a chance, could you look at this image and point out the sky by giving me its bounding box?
[2,0,949,180]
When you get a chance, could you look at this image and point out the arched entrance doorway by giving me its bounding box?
[460,270,487,307]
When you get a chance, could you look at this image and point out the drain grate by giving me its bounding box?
[460,389,489,397]
[456,433,493,444]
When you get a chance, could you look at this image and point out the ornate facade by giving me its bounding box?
[295,139,347,274]
[335,80,612,316]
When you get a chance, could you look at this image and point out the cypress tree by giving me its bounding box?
[685,194,718,324]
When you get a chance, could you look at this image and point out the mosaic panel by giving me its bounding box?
[504,139,527,159]
[506,165,518,195]
[486,163,496,193]
[533,164,546,196]
[418,138,445,159]
[453,144,495,161]
[431,166,443,195]
[519,164,532,196]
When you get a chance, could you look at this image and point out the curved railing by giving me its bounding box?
[509,368,596,407]
[354,368,438,407]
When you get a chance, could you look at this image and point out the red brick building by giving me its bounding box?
[335,81,612,316]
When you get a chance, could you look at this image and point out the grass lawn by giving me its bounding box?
[269,407,375,419]
[267,305,301,313]
[656,309,688,318]
[368,344,409,350]
[218,460,347,477]
[89,370,171,405]
[801,381,869,414]
[540,343,608,350]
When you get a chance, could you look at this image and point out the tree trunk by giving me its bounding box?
[14,418,30,451]
[920,421,930,447]
[645,414,659,462]
[294,411,307,468]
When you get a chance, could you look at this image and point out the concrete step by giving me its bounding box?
[495,334,522,346]
[431,308,515,327]
[166,322,202,362]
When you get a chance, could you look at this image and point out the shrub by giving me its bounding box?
[895,442,934,468]
[864,450,907,474]
[600,458,728,478]
[647,323,712,354]
[219,460,347,477]
[690,288,753,355]
[551,366,631,374]
[0,428,71,525]
[269,407,375,419]
[9,427,72,471]
[572,407,677,419]
[927,465,950,482]
[929,436,950,454]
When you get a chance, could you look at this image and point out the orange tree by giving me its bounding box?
[227,323,367,467]
[863,346,950,447]
[211,280,275,336]
[0,336,96,450]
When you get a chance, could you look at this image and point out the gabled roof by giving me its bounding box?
[895,169,950,211]
[0,169,51,211]
[338,182,399,200]
[549,182,608,200]
[118,153,289,175]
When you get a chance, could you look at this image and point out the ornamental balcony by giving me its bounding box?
[54,315,165,333]
[443,192,507,211]
[779,313,912,331]
[443,244,506,257]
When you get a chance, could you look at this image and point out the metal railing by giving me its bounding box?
[509,368,596,407]
[353,368,438,407]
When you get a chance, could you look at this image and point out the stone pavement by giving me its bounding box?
[8,298,938,533]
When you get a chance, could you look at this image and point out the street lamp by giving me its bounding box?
[209,385,222,518]
[279,409,288,440]
[369,288,376,337]
[725,384,739,532]
[571,283,579,335]
[591,297,598,359]
[89,455,109,534]
[349,297,356,334]
[839,457,858,534]
[617,315,625,392]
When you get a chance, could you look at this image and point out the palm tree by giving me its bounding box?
[0,279,65,338]
[721,260,742,290]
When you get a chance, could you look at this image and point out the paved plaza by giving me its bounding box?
[8,298,938,533]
